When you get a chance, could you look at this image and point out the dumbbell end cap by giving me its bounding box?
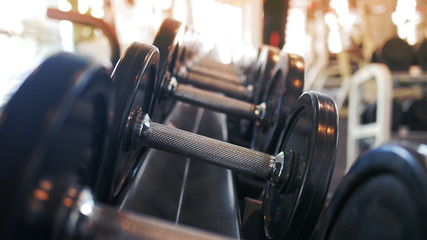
[270,150,293,192]
[127,110,151,151]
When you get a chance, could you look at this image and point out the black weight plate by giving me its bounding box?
[238,46,281,140]
[177,26,189,68]
[152,18,186,121]
[379,37,415,71]
[251,46,281,103]
[179,26,198,68]
[403,98,427,131]
[360,103,376,124]
[361,101,403,131]
[314,144,427,240]
[245,46,264,85]
[415,39,427,70]
[251,52,304,154]
[153,18,186,77]
[0,53,111,238]
[263,91,338,240]
[108,42,159,200]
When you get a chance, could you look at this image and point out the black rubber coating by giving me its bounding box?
[179,72,249,99]
[143,122,275,179]
[173,84,258,121]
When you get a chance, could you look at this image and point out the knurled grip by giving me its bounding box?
[79,204,232,240]
[142,122,275,179]
[180,72,249,99]
[173,84,258,121]
[189,65,241,84]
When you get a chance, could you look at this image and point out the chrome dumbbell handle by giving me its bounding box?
[188,65,242,84]
[138,114,275,179]
[138,116,292,190]
[177,70,252,99]
[130,111,285,180]
[196,58,236,73]
[172,83,265,122]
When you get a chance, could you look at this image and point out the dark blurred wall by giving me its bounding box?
[263,0,288,48]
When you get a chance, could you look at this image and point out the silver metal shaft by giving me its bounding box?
[177,72,251,99]
[188,65,241,84]
[173,83,261,121]
[196,58,235,73]
[136,114,275,179]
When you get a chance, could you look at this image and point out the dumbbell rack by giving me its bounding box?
[117,101,241,238]
[347,64,427,171]
[0,16,341,239]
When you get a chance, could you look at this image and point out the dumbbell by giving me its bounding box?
[176,26,199,67]
[415,39,427,71]
[186,41,260,82]
[402,97,427,131]
[360,101,403,131]
[362,98,427,132]
[185,60,242,85]
[313,143,427,240]
[106,41,301,200]
[107,42,338,239]
[153,21,293,145]
[177,46,278,100]
[178,25,257,79]
[372,37,415,71]
[108,42,302,199]
[175,27,248,84]
[153,19,280,102]
[185,46,259,82]
[152,19,287,137]
[193,57,237,73]
[121,42,302,153]
[153,19,241,89]
[190,42,262,78]
[189,45,282,143]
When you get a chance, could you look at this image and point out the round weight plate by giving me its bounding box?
[108,42,159,199]
[361,100,403,131]
[238,46,280,140]
[314,144,427,240]
[245,46,263,82]
[0,53,111,238]
[179,25,198,68]
[263,91,338,240]
[251,46,281,103]
[403,98,427,131]
[416,39,427,70]
[379,37,414,71]
[153,18,186,77]
[152,18,186,121]
[177,26,189,68]
[251,53,304,154]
